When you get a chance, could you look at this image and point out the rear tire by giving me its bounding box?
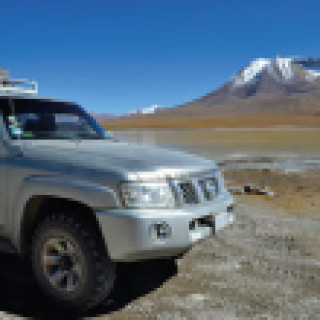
[31,212,115,312]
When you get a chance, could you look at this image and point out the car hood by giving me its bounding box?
[19,139,216,181]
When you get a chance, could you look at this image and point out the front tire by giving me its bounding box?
[31,212,115,312]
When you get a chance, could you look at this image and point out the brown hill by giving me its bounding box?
[102,57,320,129]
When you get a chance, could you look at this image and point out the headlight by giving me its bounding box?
[120,182,176,208]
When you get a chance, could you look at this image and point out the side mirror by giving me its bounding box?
[0,114,23,156]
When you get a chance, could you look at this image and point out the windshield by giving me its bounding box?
[3,98,109,140]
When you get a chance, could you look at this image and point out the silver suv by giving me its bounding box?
[0,76,234,311]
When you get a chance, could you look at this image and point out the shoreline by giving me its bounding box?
[101,115,320,130]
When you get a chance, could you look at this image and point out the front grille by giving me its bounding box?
[174,174,219,205]
[178,181,198,204]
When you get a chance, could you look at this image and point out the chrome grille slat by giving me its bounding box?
[192,177,205,203]
[172,174,219,206]
[178,181,198,204]
[199,177,218,201]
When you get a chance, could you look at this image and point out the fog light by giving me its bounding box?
[149,221,172,244]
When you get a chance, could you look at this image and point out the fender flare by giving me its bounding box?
[10,175,119,253]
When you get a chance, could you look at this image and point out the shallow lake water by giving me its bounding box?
[113,128,320,162]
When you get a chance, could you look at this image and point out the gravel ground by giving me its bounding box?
[0,167,319,320]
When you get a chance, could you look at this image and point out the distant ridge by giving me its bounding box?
[155,56,320,117]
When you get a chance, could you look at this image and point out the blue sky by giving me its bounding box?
[1,0,320,114]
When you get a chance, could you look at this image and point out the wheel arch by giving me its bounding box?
[19,195,108,259]
[10,175,119,257]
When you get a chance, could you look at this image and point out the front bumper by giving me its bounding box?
[96,191,234,262]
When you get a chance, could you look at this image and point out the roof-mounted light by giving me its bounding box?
[0,78,38,96]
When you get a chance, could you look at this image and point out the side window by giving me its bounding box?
[55,114,96,134]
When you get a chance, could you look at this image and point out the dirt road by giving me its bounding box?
[0,168,319,319]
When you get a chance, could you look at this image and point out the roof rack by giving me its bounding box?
[0,79,38,96]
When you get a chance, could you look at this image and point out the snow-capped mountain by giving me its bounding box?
[148,56,320,118]
[208,57,320,103]
[90,57,320,121]
[232,57,320,87]
[173,56,320,113]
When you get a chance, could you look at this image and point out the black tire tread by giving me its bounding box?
[31,212,115,311]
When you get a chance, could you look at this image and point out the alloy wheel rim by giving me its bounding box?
[42,237,83,293]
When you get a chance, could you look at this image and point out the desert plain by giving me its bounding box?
[0,128,319,319]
